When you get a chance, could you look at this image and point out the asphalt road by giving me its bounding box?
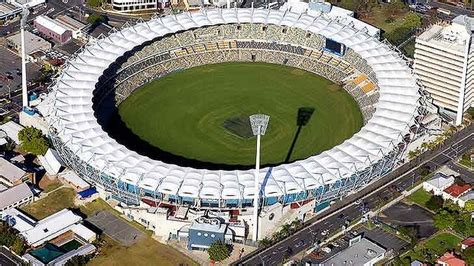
[235,125,474,265]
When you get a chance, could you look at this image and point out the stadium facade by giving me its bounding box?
[45,8,426,213]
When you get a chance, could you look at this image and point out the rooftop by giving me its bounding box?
[425,172,455,189]
[6,31,51,55]
[55,15,87,31]
[417,21,470,53]
[322,237,386,266]
[21,209,83,246]
[462,237,474,247]
[444,183,471,198]
[35,15,68,35]
[437,252,466,266]
[0,157,26,184]
[459,190,474,202]
[190,217,226,233]
[0,183,33,210]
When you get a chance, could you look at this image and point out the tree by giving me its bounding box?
[86,0,103,7]
[465,200,474,212]
[10,237,26,255]
[433,209,456,230]
[258,237,272,248]
[65,255,93,266]
[87,13,108,26]
[426,195,443,211]
[207,240,230,262]
[463,247,474,265]
[18,126,49,155]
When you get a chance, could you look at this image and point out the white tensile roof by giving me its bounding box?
[48,8,420,200]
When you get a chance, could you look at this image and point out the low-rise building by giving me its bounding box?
[0,121,24,145]
[442,183,471,203]
[55,15,86,39]
[0,2,21,22]
[458,190,474,208]
[34,15,72,44]
[187,216,231,250]
[0,157,28,186]
[6,31,51,60]
[3,208,96,247]
[461,237,474,250]
[437,251,466,266]
[320,235,386,266]
[422,173,455,195]
[0,183,33,214]
[59,170,90,191]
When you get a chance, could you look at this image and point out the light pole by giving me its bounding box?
[249,114,270,243]
[20,7,29,109]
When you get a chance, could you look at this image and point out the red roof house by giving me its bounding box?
[461,237,474,250]
[437,252,466,266]
[444,183,471,198]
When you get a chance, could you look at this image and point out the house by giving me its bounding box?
[0,183,34,214]
[187,216,231,250]
[442,183,471,203]
[461,237,474,250]
[422,173,455,195]
[0,157,28,187]
[437,252,466,266]
[320,235,386,266]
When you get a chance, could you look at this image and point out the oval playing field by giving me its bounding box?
[118,62,363,166]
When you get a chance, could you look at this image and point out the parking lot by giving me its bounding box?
[0,46,41,96]
[86,211,145,246]
[380,202,436,239]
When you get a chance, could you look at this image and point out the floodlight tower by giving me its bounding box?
[20,7,29,109]
[249,113,270,243]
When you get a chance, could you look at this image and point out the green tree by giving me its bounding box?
[86,0,103,7]
[433,209,456,230]
[464,247,474,265]
[18,126,49,155]
[10,237,26,255]
[426,195,444,211]
[258,237,272,248]
[384,0,405,18]
[87,13,108,25]
[465,200,474,212]
[207,240,230,262]
[405,12,422,28]
[65,255,93,266]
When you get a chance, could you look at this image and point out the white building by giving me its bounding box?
[111,0,162,12]
[320,235,386,266]
[422,173,455,195]
[2,208,96,247]
[414,16,474,125]
[0,183,34,214]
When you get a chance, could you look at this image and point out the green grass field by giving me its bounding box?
[409,189,433,208]
[119,62,363,166]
